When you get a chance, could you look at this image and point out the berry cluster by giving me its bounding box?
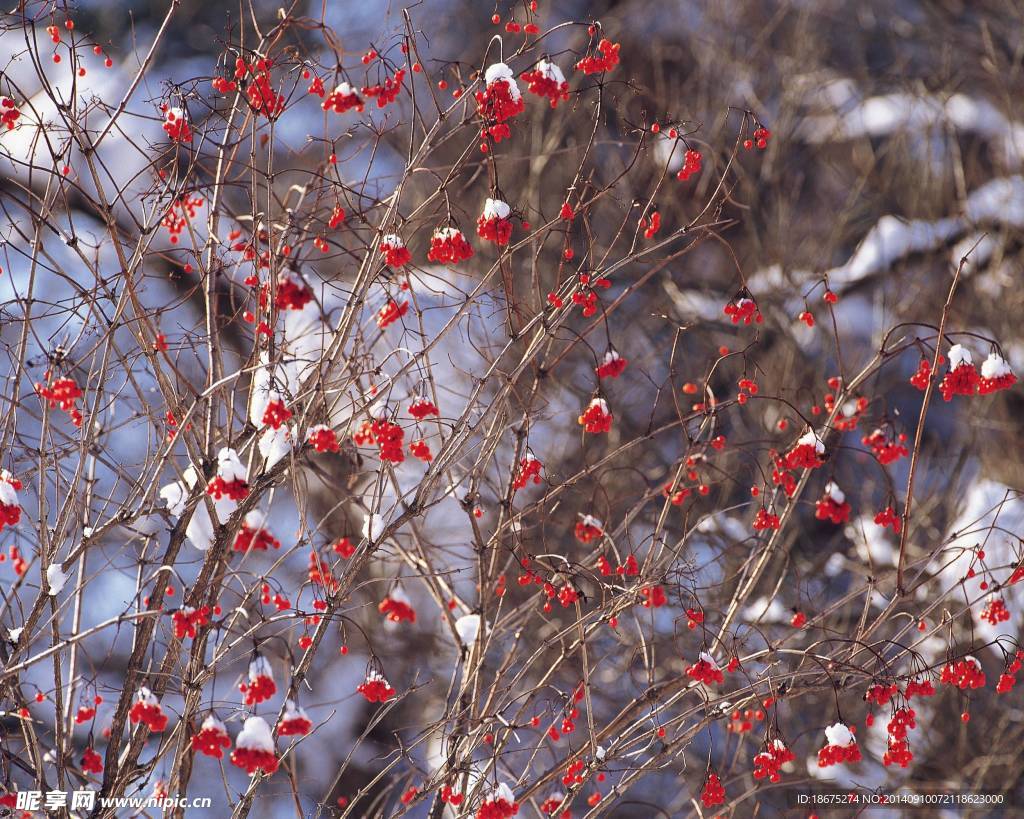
[676,149,702,181]
[278,700,312,736]
[476,784,519,819]
[575,39,621,75]
[873,505,901,533]
[379,234,412,267]
[685,654,724,685]
[862,428,909,464]
[306,425,340,453]
[979,596,1010,625]
[723,295,762,325]
[322,81,364,114]
[815,482,851,524]
[426,227,474,264]
[377,298,410,328]
[574,515,603,543]
[940,657,986,689]
[596,349,628,378]
[578,398,612,433]
[172,605,211,639]
[354,416,406,463]
[191,714,231,758]
[700,772,725,807]
[753,740,795,782]
[362,69,406,108]
[522,60,570,108]
[233,512,281,552]
[477,198,514,245]
[36,376,84,427]
[408,397,440,420]
[161,105,192,143]
[240,657,277,705]
[640,584,667,607]
[378,590,417,623]
[0,96,21,130]
[513,454,543,489]
[357,671,396,703]
[128,688,169,732]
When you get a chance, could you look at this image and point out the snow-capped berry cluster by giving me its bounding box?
[379,586,417,623]
[784,430,825,470]
[477,198,514,246]
[172,605,211,639]
[752,739,795,782]
[685,652,724,685]
[0,471,22,531]
[379,234,412,267]
[426,227,474,264]
[306,424,340,453]
[574,514,603,543]
[476,63,525,145]
[230,716,279,775]
[817,722,861,767]
[596,349,627,378]
[578,397,612,433]
[476,782,518,819]
[240,655,277,705]
[862,428,909,464]
[162,105,192,143]
[273,271,314,311]
[940,656,986,689]
[521,59,569,108]
[934,345,1016,401]
[206,448,250,513]
[513,454,543,489]
[940,344,980,400]
[357,671,396,703]
[129,687,169,732]
[233,510,281,552]
[979,351,1017,394]
[278,699,313,736]
[815,481,851,524]
[191,714,231,758]
[322,81,364,114]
